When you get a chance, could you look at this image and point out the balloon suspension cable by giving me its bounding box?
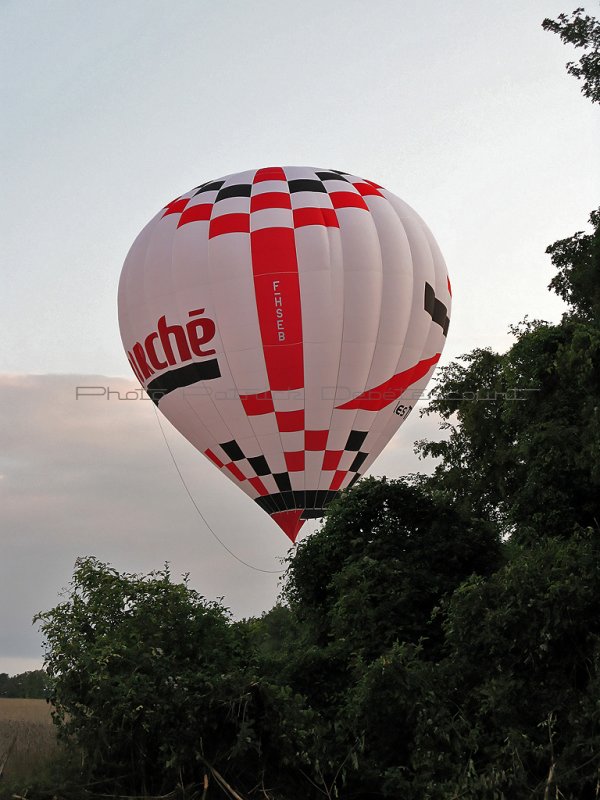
[151,403,286,574]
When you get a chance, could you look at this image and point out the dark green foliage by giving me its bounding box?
[316,533,600,799]
[543,7,600,103]
[35,558,251,794]
[0,669,48,698]
[418,315,600,541]
[425,532,600,798]
[37,523,600,798]
[547,207,600,324]
[283,477,501,661]
[341,642,436,797]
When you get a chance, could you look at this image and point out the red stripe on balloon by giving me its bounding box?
[329,191,369,210]
[330,470,347,491]
[352,182,384,198]
[204,449,224,468]
[250,192,292,212]
[276,409,304,432]
[336,353,442,411]
[322,450,343,471]
[249,476,269,496]
[253,273,302,345]
[162,198,189,217]
[250,224,304,392]
[305,430,329,451]
[177,203,212,227]
[224,462,246,482]
[292,207,339,228]
[254,167,286,183]
[284,451,305,472]
[209,213,250,239]
[251,228,298,275]
[261,343,304,391]
[240,391,275,416]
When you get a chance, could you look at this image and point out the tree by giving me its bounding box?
[0,669,48,698]
[35,557,252,795]
[204,477,500,799]
[327,532,600,800]
[282,477,501,663]
[546,207,600,325]
[418,314,600,542]
[423,532,600,798]
[543,7,600,103]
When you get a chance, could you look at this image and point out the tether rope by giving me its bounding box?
[152,403,286,574]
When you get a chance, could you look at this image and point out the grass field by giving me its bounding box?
[0,698,58,784]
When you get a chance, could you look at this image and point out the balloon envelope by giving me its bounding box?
[118,167,451,541]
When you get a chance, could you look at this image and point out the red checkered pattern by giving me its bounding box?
[204,425,369,499]
[204,445,271,498]
[160,167,376,242]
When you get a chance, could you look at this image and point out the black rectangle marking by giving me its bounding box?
[424,282,436,316]
[221,440,245,461]
[288,179,327,194]
[147,359,221,404]
[248,455,270,476]
[349,452,368,472]
[315,171,349,182]
[193,180,225,195]
[345,430,368,451]
[215,184,252,201]
[274,472,292,492]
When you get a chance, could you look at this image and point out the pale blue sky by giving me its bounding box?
[2,0,598,375]
[0,0,598,673]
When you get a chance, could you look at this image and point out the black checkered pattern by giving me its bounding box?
[204,431,366,520]
[162,167,378,232]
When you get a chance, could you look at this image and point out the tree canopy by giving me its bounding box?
[543,7,600,103]
[0,670,48,699]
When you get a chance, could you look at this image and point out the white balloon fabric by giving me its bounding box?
[118,167,451,541]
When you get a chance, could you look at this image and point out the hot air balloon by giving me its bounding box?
[118,167,451,541]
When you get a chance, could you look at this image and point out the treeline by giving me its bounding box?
[0,670,48,699]
[31,9,600,800]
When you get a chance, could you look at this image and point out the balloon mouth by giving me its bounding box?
[271,510,306,543]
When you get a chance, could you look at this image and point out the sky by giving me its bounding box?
[1,0,598,675]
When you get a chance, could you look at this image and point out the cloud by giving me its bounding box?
[0,374,445,674]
